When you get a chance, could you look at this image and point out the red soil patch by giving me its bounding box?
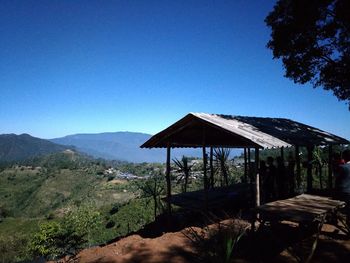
[76,228,197,263]
[69,220,349,263]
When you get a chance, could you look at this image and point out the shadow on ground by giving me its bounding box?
[76,206,350,263]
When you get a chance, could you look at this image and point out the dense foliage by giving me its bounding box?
[29,205,101,260]
[265,0,350,108]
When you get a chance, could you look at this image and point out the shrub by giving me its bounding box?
[107,175,115,181]
[29,221,86,260]
[29,205,102,260]
[63,205,102,246]
[0,205,12,219]
[109,204,120,215]
[30,221,63,259]
[105,220,115,229]
[0,234,30,263]
[45,212,55,220]
[184,215,248,263]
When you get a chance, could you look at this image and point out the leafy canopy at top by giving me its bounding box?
[265,0,350,108]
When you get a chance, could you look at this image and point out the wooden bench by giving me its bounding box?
[252,194,345,228]
[251,194,346,261]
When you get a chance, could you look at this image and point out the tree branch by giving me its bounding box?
[325,6,350,35]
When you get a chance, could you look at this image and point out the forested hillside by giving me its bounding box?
[0,151,165,262]
[0,134,72,162]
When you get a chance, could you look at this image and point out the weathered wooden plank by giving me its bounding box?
[254,194,345,224]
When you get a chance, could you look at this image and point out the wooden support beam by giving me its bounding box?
[328,145,333,189]
[248,148,251,183]
[202,128,208,212]
[295,146,301,190]
[244,148,248,183]
[255,147,260,207]
[166,144,172,215]
[210,147,214,189]
[307,146,314,193]
[203,146,208,212]
[280,147,284,162]
[247,148,254,206]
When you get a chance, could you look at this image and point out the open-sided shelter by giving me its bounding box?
[141,113,349,213]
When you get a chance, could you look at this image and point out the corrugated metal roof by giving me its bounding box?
[141,113,348,149]
[224,114,348,146]
[192,113,291,148]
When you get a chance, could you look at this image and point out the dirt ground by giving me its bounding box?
[72,219,350,263]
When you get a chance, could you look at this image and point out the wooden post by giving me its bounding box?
[248,148,254,204]
[248,148,251,183]
[255,147,260,207]
[202,128,208,212]
[203,146,208,211]
[307,146,314,193]
[166,144,172,215]
[244,148,248,183]
[295,146,301,190]
[280,147,284,162]
[210,147,214,189]
[328,145,333,190]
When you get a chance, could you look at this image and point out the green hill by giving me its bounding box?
[0,151,135,218]
[0,133,73,162]
[0,151,165,262]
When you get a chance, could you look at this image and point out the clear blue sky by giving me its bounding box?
[1,0,349,140]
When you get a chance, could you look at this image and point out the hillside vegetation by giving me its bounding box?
[0,151,164,262]
[0,133,71,162]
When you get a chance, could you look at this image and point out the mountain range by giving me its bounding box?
[50,132,202,163]
[0,132,203,163]
[0,132,242,163]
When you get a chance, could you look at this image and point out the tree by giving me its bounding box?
[173,156,193,193]
[265,0,350,108]
[29,205,102,261]
[138,175,165,220]
[312,147,325,189]
[214,148,231,187]
[29,221,85,261]
[63,204,102,247]
[0,234,29,263]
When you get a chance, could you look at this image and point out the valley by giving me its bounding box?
[0,150,169,262]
